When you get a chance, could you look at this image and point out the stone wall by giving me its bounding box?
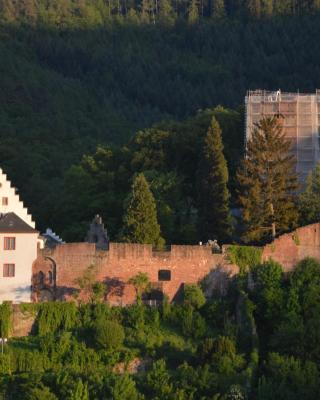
[32,223,320,304]
[262,223,320,271]
[33,243,237,304]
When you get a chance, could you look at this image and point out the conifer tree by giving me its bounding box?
[120,173,164,247]
[212,0,225,17]
[141,0,155,23]
[158,0,175,23]
[188,0,199,23]
[237,116,298,243]
[246,0,261,17]
[261,0,273,15]
[197,116,232,242]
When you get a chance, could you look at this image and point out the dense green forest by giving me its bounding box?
[1,256,320,399]
[1,1,320,241]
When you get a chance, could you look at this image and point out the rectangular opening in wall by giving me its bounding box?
[158,270,171,281]
[4,237,15,250]
[2,197,8,206]
[3,264,15,277]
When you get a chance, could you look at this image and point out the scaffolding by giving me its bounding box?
[245,89,320,182]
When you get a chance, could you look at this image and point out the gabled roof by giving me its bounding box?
[0,213,38,233]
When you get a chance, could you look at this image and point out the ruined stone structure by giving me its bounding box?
[85,214,109,250]
[32,222,320,305]
[262,223,320,270]
[32,243,235,304]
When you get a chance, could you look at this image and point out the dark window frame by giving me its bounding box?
[158,269,171,281]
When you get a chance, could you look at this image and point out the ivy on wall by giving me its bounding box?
[227,246,262,274]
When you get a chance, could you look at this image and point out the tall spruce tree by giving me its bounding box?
[237,116,298,243]
[120,173,164,247]
[197,116,232,242]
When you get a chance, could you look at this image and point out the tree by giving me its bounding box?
[246,0,261,17]
[212,0,225,17]
[237,116,298,243]
[184,284,206,309]
[145,359,173,398]
[141,0,155,23]
[128,272,150,303]
[158,0,175,23]
[197,116,232,242]
[111,375,142,400]
[95,319,125,350]
[261,0,273,15]
[298,163,320,225]
[251,261,284,339]
[74,265,105,303]
[68,379,89,400]
[120,173,164,248]
[187,0,199,23]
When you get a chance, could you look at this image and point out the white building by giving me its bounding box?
[0,169,39,303]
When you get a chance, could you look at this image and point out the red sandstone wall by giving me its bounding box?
[34,242,237,304]
[32,222,320,305]
[262,223,320,271]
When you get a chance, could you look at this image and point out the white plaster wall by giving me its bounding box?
[0,233,38,303]
[0,169,35,228]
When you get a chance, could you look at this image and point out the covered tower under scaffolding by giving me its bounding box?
[245,89,320,182]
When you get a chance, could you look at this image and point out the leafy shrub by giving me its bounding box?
[228,246,262,274]
[95,320,125,350]
[181,306,206,339]
[37,303,79,336]
[184,284,206,309]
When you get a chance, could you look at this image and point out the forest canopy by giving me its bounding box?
[1,1,320,241]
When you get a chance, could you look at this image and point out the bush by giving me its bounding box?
[184,284,206,309]
[228,246,262,274]
[181,306,206,339]
[95,320,125,350]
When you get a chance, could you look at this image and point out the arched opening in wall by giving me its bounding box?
[44,257,57,288]
[38,271,45,286]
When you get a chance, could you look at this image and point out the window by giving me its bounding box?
[158,270,171,281]
[4,237,15,250]
[3,264,15,277]
[2,197,8,206]
[48,271,53,285]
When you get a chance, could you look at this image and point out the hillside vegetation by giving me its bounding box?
[1,257,320,399]
[1,1,320,238]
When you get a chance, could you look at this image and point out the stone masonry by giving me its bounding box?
[32,222,320,305]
